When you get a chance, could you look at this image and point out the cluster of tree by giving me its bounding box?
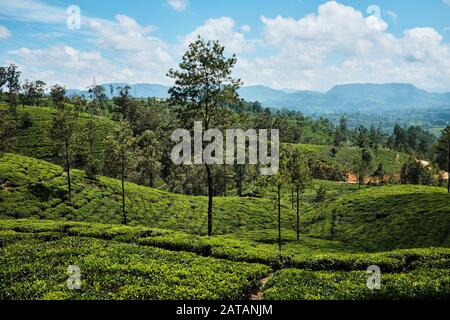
[333,117,437,159]
[388,124,437,159]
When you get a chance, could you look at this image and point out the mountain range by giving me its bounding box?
[67,83,450,115]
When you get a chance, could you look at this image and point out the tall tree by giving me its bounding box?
[135,130,162,188]
[89,85,108,115]
[104,121,135,225]
[353,148,373,189]
[0,66,7,94]
[21,80,46,106]
[435,126,450,193]
[0,110,18,156]
[113,86,137,123]
[334,116,348,147]
[167,37,242,236]
[314,185,327,218]
[81,118,102,179]
[286,147,312,240]
[6,64,21,119]
[49,85,78,205]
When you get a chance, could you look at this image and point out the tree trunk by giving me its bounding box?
[447,137,450,194]
[291,188,294,209]
[277,185,281,251]
[149,171,154,188]
[237,181,242,197]
[121,154,127,225]
[65,141,72,206]
[296,186,300,241]
[206,164,213,236]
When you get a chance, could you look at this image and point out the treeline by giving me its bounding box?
[333,117,437,159]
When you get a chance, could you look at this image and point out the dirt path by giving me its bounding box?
[250,274,272,300]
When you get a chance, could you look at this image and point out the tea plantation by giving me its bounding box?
[0,219,449,299]
[0,153,449,300]
[0,104,111,164]
[0,153,290,235]
[306,185,450,251]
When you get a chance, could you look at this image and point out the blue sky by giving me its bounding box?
[1,0,450,92]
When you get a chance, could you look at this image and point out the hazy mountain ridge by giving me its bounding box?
[67,83,450,114]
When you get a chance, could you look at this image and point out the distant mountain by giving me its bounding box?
[68,82,450,114]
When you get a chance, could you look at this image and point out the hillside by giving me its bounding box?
[294,143,409,179]
[0,104,111,163]
[2,105,410,185]
[1,153,449,300]
[306,185,450,251]
[2,153,449,251]
[0,153,291,235]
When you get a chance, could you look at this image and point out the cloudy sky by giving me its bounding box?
[1,0,450,92]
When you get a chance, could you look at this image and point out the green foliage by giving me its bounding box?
[0,105,112,164]
[263,268,450,300]
[308,185,450,251]
[401,157,437,186]
[292,143,409,181]
[0,223,270,300]
[0,153,290,235]
[1,219,449,274]
[0,110,18,155]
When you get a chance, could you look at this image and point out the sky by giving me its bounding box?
[1,0,450,92]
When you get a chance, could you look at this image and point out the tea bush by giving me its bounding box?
[0,232,270,300]
[263,268,450,300]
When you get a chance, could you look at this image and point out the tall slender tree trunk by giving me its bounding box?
[121,154,127,225]
[447,137,450,194]
[206,164,213,236]
[277,185,281,251]
[65,141,72,206]
[291,188,294,209]
[296,186,300,241]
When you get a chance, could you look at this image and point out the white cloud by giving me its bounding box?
[1,0,174,88]
[241,25,251,33]
[234,1,450,92]
[0,25,11,39]
[3,0,450,93]
[0,0,66,24]
[168,0,188,12]
[182,17,255,54]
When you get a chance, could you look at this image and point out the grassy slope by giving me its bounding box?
[307,185,450,251]
[0,153,293,235]
[2,153,449,250]
[0,104,111,163]
[294,143,410,174]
